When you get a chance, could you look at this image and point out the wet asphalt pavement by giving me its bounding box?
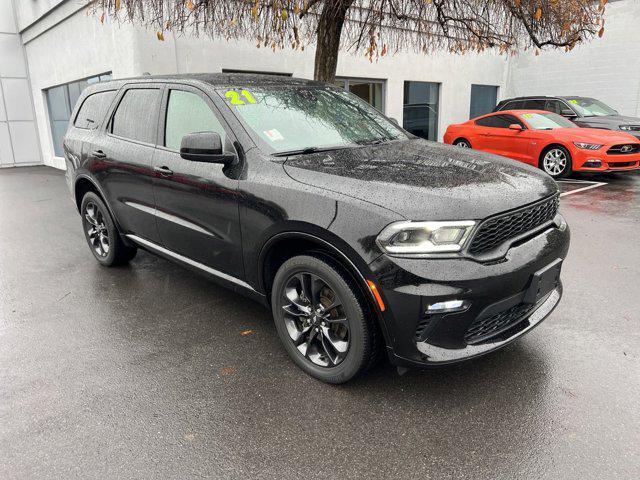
[1,167,639,479]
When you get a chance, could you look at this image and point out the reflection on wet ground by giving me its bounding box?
[1,167,638,479]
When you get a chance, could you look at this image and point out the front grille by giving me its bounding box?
[609,161,638,168]
[464,303,534,344]
[607,144,640,155]
[468,195,559,255]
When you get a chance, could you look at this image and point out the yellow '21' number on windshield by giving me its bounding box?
[225,89,256,105]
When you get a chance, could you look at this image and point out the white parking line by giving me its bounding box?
[557,180,607,197]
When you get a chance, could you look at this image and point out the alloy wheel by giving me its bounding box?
[84,201,110,257]
[543,149,568,176]
[281,272,350,367]
[455,140,470,148]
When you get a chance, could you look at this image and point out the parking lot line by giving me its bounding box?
[558,180,607,197]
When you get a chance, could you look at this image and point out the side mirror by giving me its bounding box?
[508,123,523,131]
[389,117,399,126]
[180,132,236,164]
[560,109,577,118]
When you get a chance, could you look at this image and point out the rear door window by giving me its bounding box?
[111,88,161,144]
[475,114,512,128]
[521,99,546,110]
[543,99,565,114]
[74,90,117,130]
[164,90,227,151]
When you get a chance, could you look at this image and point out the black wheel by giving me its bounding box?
[80,192,137,266]
[540,146,572,179]
[271,254,378,383]
[453,138,472,148]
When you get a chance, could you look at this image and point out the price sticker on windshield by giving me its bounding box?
[569,99,578,104]
[522,113,533,118]
[225,89,256,105]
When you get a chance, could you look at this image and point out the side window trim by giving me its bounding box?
[156,83,237,155]
[106,83,164,148]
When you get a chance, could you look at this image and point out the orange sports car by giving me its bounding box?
[443,110,640,178]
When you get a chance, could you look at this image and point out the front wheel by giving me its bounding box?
[271,255,378,383]
[540,146,572,179]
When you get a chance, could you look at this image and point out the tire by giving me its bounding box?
[453,138,472,148]
[271,254,378,384]
[80,192,137,266]
[540,146,572,179]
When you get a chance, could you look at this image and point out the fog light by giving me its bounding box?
[426,300,469,314]
[583,159,602,168]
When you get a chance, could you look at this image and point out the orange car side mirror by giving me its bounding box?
[508,124,523,131]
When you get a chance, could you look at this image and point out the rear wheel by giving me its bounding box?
[81,192,137,266]
[540,146,572,179]
[271,254,378,383]
[453,138,471,148]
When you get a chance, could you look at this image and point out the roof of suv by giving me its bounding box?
[87,73,324,91]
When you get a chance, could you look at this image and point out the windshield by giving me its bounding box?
[565,97,617,117]
[218,86,407,154]
[520,112,577,130]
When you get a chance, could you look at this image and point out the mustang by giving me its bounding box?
[444,110,640,178]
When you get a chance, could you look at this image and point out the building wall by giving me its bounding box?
[0,0,40,168]
[505,0,640,116]
[20,1,509,169]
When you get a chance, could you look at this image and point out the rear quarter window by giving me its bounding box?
[74,90,117,130]
[111,88,161,144]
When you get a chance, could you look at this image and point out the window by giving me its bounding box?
[475,114,521,128]
[543,99,565,114]
[519,112,577,130]
[470,85,498,119]
[111,89,161,144]
[502,100,525,110]
[403,81,440,141]
[165,90,226,151]
[74,90,117,130]
[334,78,385,112]
[521,99,546,110]
[44,73,112,156]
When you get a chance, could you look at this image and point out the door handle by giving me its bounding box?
[91,149,106,158]
[154,165,174,176]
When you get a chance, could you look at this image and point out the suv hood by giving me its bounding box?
[578,115,640,128]
[283,139,558,221]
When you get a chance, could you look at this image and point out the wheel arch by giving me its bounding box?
[453,137,472,147]
[538,142,572,164]
[258,229,391,346]
[74,175,130,245]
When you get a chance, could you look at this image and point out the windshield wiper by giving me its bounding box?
[271,145,352,157]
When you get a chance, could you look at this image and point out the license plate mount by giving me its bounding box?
[524,259,562,305]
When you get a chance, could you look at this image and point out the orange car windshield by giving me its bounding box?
[521,112,577,130]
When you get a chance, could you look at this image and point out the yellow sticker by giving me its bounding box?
[225,89,256,105]
[569,99,578,104]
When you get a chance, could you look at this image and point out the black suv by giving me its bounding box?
[63,74,570,383]
[495,96,640,139]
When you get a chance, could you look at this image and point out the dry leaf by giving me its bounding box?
[115,0,121,11]
[220,367,236,375]
[598,26,605,37]
[99,12,105,24]
[534,8,542,21]
[240,329,254,335]
[186,0,195,11]
[157,30,165,41]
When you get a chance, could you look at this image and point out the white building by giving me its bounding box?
[0,0,637,170]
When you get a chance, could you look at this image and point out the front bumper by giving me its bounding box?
[573,149,640,172]
[369,221,570,367]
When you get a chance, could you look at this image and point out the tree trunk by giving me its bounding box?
[313,0,354,83]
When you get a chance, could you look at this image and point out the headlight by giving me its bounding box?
[573,142,603,150]
[376,221,476,254]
